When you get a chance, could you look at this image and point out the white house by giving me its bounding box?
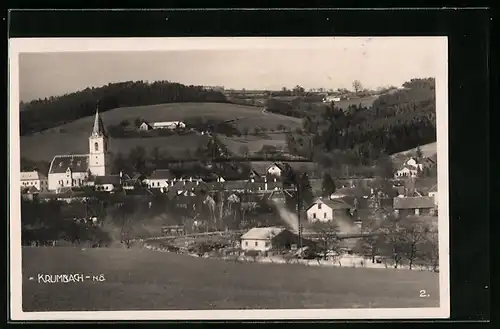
[138,121,153,131]
[306,198,353,222]
[240,227,299,252]
[94,175,121,192]
[323,96,341,103]
[48,107,110,191]
[266,163,283,177]
[21,170,48,192]
[152,121,186,130]
[146,169,174,189]
[428,184,438,206]
[394,157,424,178]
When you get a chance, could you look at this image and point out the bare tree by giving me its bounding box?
[311,221,341,260]
[379,215,406,268]
[401,217,430,270]
[352,80,363,93]
[419,227,439,272]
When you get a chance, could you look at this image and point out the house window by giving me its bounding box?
[94,142,99,152]
[245,241,248,246]
[255,241,258,247]
[324,213,327,219]
[66,180,69,185]
[318,203,322,209]
[313,213,316,219]
[265,241,270,247]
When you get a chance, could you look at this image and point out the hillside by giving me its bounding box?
[20,80,228,135]
[20,102,302,162]
[391,142,437,159]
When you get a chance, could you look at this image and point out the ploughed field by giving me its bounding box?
[22,247,439,311]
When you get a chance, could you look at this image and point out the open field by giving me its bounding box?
[218,134,288,155]
[20,102,302,162]
[22,247,439,311]
[308,95,379,113]
[391,142,437,159]
[21,133,210,162]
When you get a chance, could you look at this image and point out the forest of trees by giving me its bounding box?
[283,78,436,177]
[20,81,228,135]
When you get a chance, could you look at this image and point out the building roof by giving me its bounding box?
[308,198,353,211]
[49,155,89,174]
[148,169,174,180]
[140,121,153,128]
[21,171,46,180]
[94,175,121,186]
[240,226,287,240]
[91,108,108,137]
[393,196,435,209]
[153,121,184,127]
[23,186,40,194]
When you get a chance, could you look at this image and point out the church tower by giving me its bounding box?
[88,106,110,176]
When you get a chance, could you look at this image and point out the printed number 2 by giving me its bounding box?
[420,290,428,298]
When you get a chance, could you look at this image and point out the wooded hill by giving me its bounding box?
[19,81,228,135]
[285,78,436,177]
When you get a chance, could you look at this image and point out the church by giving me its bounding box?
[48,108,114,191]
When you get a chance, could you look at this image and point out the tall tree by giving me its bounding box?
[352,80,363,93]
[321,172,336,197]
[298,172,314,209]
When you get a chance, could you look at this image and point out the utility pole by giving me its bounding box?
[296,182,302,251]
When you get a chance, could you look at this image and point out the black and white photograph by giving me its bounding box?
[9,37,449,320]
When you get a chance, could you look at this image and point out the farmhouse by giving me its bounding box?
[394,157,423,178]
[48,108,111,191]
[94,175,121,192]
[138,121,153,131]
[21,170,48,192]
[152,121,186,130]
[240,227,301,252]
[428,184,438,206]
[323,96,341,103]
[306,198,353,222]
[266,163,284,177]
[393,196,436,217]
[146,169,174,189]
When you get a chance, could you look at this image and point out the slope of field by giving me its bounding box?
[219,134,288,155]
[20,103,302,162]
[22,247,439,311]
[308,95,379,113]
[391,142,437,159]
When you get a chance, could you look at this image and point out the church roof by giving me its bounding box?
[91,108,108,137]
[49,155,89,174]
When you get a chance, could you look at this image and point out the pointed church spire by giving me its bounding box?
[91,103,107,137]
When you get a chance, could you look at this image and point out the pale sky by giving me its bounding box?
[17,37,445,102]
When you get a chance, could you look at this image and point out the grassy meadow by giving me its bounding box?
[20,102,302,162]
[22,247,439,311]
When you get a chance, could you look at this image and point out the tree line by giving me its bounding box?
[281,78,436,178]
[20,80,228,135]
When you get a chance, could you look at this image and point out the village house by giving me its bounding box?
[122,173,147,191]
[145,169,174,189]
[137,121,153,131]
[21,170,48,192]
[393,196,436,217]
[394,157,423,179]
[428,184,438,206]
[152,121,186,130]
[48,107,110,191]
[266,163,284,177]
[94,175,121,192]
[306,198,353,222]
[240,227,302,253]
